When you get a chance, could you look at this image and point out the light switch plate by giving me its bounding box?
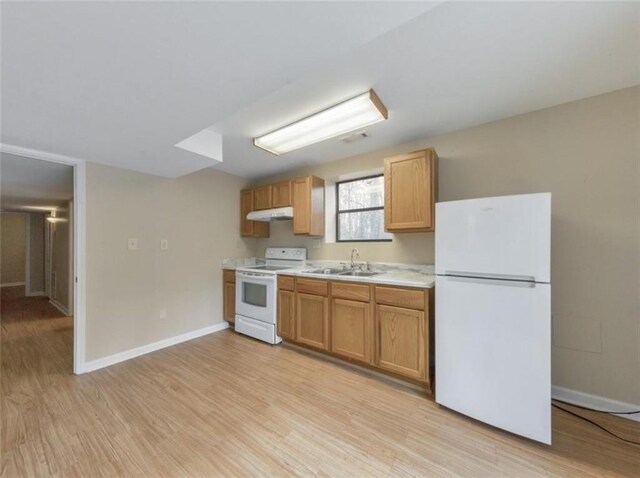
[161,239,169,250]
[127,238,138,250]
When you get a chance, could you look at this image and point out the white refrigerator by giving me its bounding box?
[435,193,551,444]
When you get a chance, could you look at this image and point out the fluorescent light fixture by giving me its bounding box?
[254,89,388,155]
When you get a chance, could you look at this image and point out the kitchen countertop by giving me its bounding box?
[222,258,435,288]
[292,268,434,288]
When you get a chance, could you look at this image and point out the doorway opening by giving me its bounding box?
[1,150,84,373]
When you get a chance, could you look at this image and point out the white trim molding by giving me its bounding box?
[0,282,25,288]
[49,298,70,317]
[0,143,87,166]
[27,290,46,297]
[552,385,640,423]
[82,322,230,373]
[25,213,31,294]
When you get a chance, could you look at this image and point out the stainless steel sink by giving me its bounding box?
[305,268,347,275]
[337,270,380,277]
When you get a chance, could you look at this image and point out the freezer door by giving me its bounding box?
[435,193,550,283]
[435,275,551,444]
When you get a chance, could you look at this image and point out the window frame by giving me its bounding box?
[335,173,391,243]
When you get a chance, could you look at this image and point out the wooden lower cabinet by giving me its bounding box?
[331,298,371,363]
[375,304,427,381]
[296,293,329,350]
[278,276,431,388]
[223,282,236,324]
[277,289,295,340]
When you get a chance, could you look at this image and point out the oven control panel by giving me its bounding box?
[264,247,307,261]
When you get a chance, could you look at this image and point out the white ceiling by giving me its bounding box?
[1,2,638,180]
[0,1,438,178]
[0,153,73,212]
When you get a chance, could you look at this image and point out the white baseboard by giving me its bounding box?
[552,385,640,423]
[82,322,229,373]
[49,298,70,317]
[26,290,45,297]
[1,282,25,288]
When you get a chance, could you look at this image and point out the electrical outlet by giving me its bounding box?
[159,307,167,319]
[127,238,138,250]
[312,239,322,249]
[161,239,169,250]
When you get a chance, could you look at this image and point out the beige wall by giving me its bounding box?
[1,212,26,285]
[255,86,640,405]
[51,204,71,312]
[85,162,255,361]
[28,213,45,294]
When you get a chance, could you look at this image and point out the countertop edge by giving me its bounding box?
[223,265,435,289]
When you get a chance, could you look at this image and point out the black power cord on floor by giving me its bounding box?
[552,402,640,446]
[552,398,640,415]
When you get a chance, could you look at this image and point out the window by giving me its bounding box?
[336,174,392,242]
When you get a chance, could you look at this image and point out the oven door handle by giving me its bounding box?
[236,271,274,281]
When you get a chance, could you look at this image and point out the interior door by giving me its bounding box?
[435,275,551,444]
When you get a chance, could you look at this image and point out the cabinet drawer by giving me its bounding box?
[223,269,236,284]
[296,278,328,296]
[375,286,425,310]
[278,275,295,291]
[331,281,370,302]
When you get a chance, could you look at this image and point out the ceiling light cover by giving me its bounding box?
[254,89,388,155]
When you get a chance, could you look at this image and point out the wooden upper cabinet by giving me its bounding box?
[384,149,438,232]
[293,176,325,236]
[240,189,255,237]
[271,180,292,208]
[253,185,272,210]
[240,189,269,238]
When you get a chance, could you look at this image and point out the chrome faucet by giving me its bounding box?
[350,248,360,270]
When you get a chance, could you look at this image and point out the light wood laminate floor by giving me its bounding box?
[2,287,639,477]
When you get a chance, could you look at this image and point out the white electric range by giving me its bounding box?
[235,247,306,344]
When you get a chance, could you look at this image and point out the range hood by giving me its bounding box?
[247,206,294,222]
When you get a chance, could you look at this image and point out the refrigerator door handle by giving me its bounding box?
[444,270,536,283]
[444,274,536,288]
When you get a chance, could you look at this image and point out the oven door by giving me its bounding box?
[235,271,276,324]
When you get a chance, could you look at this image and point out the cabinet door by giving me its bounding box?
[331,298,371,363]
[240,189,269,238]
[240,189,254,237]
[375,304,426,381]
[253,185,272,210]
[277,289,295,340]
[293,176,325,236]
[223,282,236,323]
[292,177,310,234]
[296,293,329,350]
[384,149,437,232]
[271,180,292,208]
